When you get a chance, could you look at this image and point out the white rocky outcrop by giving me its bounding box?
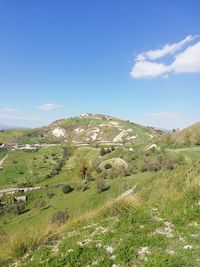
[52,127,66,138]
[74,128,85,134]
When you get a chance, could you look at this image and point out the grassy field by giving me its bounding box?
[0,146,66,188]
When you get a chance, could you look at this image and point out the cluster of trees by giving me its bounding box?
[45,149,69,179]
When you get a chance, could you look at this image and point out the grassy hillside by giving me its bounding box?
[166,122,200,147]
[0,146,67,188]
[0,117,200,266]
[0,150,199,266]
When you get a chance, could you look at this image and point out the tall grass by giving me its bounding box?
[0,195,140,264]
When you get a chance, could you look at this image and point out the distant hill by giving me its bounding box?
[0,124,26,130]
[0,113,162,144]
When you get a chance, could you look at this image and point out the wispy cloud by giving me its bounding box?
[137,35,196,61]
[146,112,180,119]
[0,107,20,112]
[130,35,200,79]
[37,103,64,111]
[0,114,41,121]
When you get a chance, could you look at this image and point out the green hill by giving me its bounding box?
[0,113,160,145]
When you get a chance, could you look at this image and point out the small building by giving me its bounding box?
[14,196,27,203]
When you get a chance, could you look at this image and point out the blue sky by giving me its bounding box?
[0,0,200,129]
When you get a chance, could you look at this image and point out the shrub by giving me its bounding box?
[104,163,112,170]
[46,190,55,198]
[33,200,46,209]
[51,210,69,226]
[95,179,110,194]
[100,148,107,156]
[62,184,73,194]
[147,158,161,172]
[76,183,89,192]
[6,203,26,216]
[163,159,174,170]
[95,166,102,174]
[140,158,160,172]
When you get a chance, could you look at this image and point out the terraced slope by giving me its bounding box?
[0,113,160,145]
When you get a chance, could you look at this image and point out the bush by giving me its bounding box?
[163,159,174,170]
[33,200,46,209]
[46,190,55,198]
[104,163,112,170]
[140,158,160,172]
[6,203,26,216]
[95,179,110,194]
[62,184,73,194]
[95,166,102,174]
[51,210,69,226]
[76,183,89,192]
[100,148,107,156]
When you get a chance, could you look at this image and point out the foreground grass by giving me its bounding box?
[0,145,200,266]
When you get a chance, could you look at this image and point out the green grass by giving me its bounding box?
[0,148,8,160]
[0,146,65,188]
[0,143,200,266]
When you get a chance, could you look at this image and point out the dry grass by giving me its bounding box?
[0,195,140,264]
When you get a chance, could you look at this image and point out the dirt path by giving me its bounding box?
[0,153,9,168]
[0,186,42,197]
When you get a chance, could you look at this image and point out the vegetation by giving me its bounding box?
[0,116,200,266]
[62,184,73,194]
[51,210,69,226]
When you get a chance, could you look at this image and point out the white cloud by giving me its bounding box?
[172,41,200,73]
[130,35,200,79]
[37,103,63,111]
[130,60,170,79]
[140,35,196,61]
[146,112,180,119]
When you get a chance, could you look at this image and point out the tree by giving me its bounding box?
[77,160,91,180]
